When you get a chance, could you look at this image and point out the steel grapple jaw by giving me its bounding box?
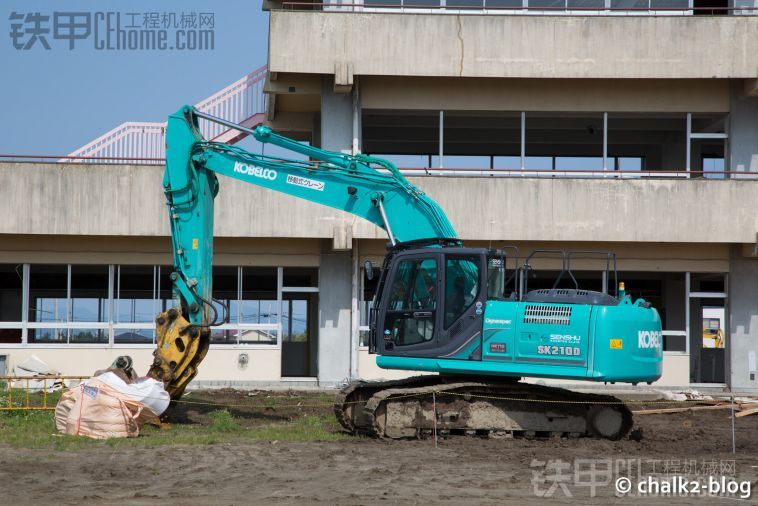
[147,308,210,400]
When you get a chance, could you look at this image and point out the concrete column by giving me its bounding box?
[320,76,354,152]
[318,244,353,386]
[728,248,758,393]
[317,76,359,386]
[729,82,758,178]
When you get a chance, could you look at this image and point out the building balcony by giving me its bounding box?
[1,161,756,244]
[267,8,758,79]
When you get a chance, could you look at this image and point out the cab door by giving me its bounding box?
[377,250,485,359]
[379,254,441,355]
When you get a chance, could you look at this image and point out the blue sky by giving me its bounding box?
[1,0,269,155]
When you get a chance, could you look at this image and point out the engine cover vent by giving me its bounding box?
[524,305,572,325]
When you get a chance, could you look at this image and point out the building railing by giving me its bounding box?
[282,0,758,15]
[63,65,268,163]
[1,376,89,411]
[2,156,756,179]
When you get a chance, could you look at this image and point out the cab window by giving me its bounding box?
[444,256,480,328]
[385,258,437,346]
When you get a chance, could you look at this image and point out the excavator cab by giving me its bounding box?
[373,246,488,358]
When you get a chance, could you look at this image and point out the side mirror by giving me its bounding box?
[364,260,374,281]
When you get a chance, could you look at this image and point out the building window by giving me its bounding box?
[114,265,162,344]
[9,263,313,347]
[238,267,279,345]
[365,110,735,178]
[28,264,69,343]
[70,265,109,343]
[0,264,23,344]
[210,266,239,345]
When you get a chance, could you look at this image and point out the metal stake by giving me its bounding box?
[432,391,438,449]
[731,394,736,454]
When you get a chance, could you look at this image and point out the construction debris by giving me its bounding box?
[11,355,64,392]
[633,404,735,415]
[735,406,758,418]
[55,356,170,439]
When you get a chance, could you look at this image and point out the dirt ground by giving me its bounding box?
[1,390,757,505]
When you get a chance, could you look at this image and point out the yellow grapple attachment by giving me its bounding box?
[147,308,210,400]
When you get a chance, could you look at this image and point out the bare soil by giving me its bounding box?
[1,390,757,505]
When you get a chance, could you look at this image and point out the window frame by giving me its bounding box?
[2,263,318,350]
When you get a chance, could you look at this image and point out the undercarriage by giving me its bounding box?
[335,376,633,440]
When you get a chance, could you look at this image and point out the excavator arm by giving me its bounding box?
[148,105,457,398]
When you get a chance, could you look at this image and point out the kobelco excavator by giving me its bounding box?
[148,105,662,440]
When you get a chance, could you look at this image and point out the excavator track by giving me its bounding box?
[335,376,633,441]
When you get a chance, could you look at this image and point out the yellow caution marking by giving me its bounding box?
[610,339,623,349]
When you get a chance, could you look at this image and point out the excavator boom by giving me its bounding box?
[149,106,457,398]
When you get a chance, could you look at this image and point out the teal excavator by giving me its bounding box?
[148,105,662,440]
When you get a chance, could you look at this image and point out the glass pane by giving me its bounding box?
[239,328,277,345]
[158,266,175,312]
[412,259,437,310]
[404,0,441,6]
[388,261,414,311]
[71,265,109,323]
[359,329,371,347]
[390,317,435,345]
[283,268,318,288]
[28,328,67,343]
[212,266,237,325]
[0,264,23,343]
[0,264,23,322]
[567,0,605,7]
[487,0,524,7]
[650,0,688,8]
[487,256,506,299]
[445,257,480,328]
[690,273,725,293]
[116,266,157,324]
[283,299,308,342]
[450,0,485,6]
[70,328,106,344]
[240,299,279,325]
[528,0,566,8]
[29,265,68,324]
[611,0,648,8]
[388,259,438,311]
[241,267,278,326]
[113,328,153,344]
[210,328,237,345]
[386,258,437,346]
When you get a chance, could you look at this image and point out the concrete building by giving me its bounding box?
[1,3,758,392]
